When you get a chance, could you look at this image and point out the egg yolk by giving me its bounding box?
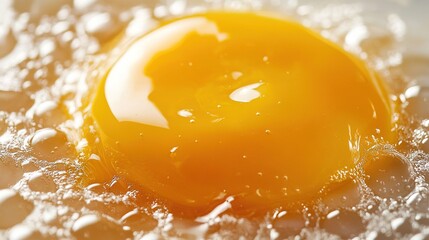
[91,12,393,210]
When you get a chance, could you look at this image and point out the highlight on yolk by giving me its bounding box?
[90,12,394,210]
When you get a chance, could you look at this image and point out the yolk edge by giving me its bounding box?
[90,12,394,211]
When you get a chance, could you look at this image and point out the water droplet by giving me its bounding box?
[365,153,414,198]
[405,85,421,99]
[410,233,429,240]
[321,209,365,238]
[29,128,74,161]
[322,180,360,209]
[8,225,43,240]
[33,101,66,127]
[0,189,34,229]
[0,90,33,112]
[0,158,24,188]
[0,27,16,58]
[71,214,132,240]
[169,0,186,15]
[73,0,97,12]
[82,12,122,42]
[391,217,414,234]
[120,209,157,232]
[153,5,168,18]
[123,6,154,32]
[38,38,56,57]
[51,21,70,35]
[28,172,57,193]
[13,0,73,20]
[273,212,305,238]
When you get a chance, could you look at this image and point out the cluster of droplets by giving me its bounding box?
[0,0,428,239]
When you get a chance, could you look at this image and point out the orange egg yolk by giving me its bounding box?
[91,12,393,210]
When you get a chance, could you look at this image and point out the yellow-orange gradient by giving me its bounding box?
[91,12,394,210]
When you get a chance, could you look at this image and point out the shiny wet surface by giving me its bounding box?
[0,0,428,239]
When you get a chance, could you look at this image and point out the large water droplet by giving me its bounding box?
[0,27,16,58]
[120,209,157,232]
[71,214,132,240]
[273,211,305,238]
[321,209,365,238]
[0,189,34,229]
[8,225,44,240]
[28,171,57,193]
[33,101,66,127]
[365,153,415,198]
[0,90,33,112]
[13,0,73,20]
[81,12,122,42]
[29,128,74,161]
[0,158,24,188]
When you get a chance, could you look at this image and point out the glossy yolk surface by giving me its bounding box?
[91,12,393,210]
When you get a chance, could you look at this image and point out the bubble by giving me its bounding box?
[29,128,74,161]
[85,199,134,220]
[71,214,132,240]
[406,192,429,213]
[364,153,415,198]
[320,209,365,238]
[27,172,57,193]
[322,180,361,210]
[0,91,33,113]
[272,211,305,237]
[33,101,66,127]
[0,189,34,229]
[391,217,415,235]
[410,233,429,240]
[81,12,122,42]
[0,0,427,238]
[211,216,258,239]
[406,84,429,119]
[0,26,17,58]
[13,0,73,20]
[38,39,56,58]
[8,225,44,240]
[73,0,98,12]
[0,158,24,189]
[119,209,158,232]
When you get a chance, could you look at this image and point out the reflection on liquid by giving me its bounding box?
[229,82,263,103]
[92,12,395,211]
[105,17,229,129]
[0,0,428,238]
